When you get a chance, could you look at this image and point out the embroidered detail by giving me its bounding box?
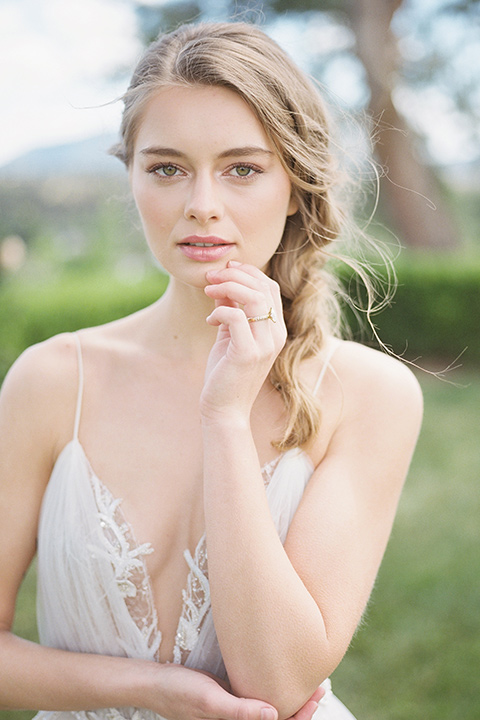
[89,475,162,660]
[261,455,282,488]
[85,458,277,667]
[103,710,159,720]
[171,460,276,665]
[173,534,210,664]
[34,709,161,720]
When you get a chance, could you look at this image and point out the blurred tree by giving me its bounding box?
[347,0,458,250]
[133,0,480,249]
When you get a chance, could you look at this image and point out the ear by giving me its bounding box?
[287,193,299,217]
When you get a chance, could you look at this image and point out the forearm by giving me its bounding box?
[0,631,155,712]
[0,631,283,720]
[202,417,327,716]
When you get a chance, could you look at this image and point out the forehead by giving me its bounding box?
[134,85,272,155]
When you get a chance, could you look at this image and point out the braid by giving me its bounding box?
[269,186,344,450]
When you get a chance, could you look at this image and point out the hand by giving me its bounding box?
[146,663,279,720]
[201,261,287,422]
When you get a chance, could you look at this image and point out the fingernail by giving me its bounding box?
[228,260,241,266]
[261,709,277,720]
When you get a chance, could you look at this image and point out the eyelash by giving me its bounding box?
[147,162,263,180]
[227,163,263,179]
[148,163,183,178]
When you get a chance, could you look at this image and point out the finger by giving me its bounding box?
[286,687,326,720]
[206,266,274,294]
[205,282,283,337]
[206,264,282,309]
[226,260,275,283]
[226,262,283,303]
[206,306,258,351]
[206,693,278,720]
[214,296,239,310]
[207,305,280,360]
[288,699,319,720]
[309,687,325,704]
[205,282,271,313]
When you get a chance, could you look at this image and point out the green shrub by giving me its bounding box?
[0,271,168,380]
[369,259,479,368]
[0,257,478,384]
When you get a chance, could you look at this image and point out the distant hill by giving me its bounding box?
[2,133,479,190]
[0,135,125,179]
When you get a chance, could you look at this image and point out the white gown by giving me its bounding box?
[33,335,357,720]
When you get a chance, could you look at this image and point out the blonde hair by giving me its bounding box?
[112,21,376,450]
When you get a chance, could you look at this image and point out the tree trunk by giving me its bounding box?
[349,0,459,249]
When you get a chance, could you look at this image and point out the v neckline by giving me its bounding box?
[54,437,301,665]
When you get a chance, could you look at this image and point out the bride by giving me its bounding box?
[0,21,422,720]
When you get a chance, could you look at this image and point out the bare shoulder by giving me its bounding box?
[327,339,424,442]
[0,333,79,453]
[2,332,77,398]
[332,339,422,406]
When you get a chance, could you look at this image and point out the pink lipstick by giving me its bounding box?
[178,235,234,262]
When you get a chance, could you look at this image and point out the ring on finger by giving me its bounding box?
[247,307,277,324]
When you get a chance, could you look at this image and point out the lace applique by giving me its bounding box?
[102,710,159,720]
[171,459,280,664]
[84,457,279,668]
[172,533,209,664]
[89,475,162,660]
[261,455,282,488]
[41,708,161,720]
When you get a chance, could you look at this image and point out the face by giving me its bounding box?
[129,85,297,288]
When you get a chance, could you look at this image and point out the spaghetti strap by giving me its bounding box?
[72,332,84,440]
[312,340,339,396]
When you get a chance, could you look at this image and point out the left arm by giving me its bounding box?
[201,263,423,718]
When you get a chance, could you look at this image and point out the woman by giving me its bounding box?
[0,21,422,720]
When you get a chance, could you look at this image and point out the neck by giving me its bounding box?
[148,277,218,359]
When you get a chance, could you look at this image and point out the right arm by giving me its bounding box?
[0,337,285,720]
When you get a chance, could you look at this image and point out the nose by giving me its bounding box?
[184,173,223,225]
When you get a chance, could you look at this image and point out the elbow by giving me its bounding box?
[229,658,327,720]
[228,636,349,720]
[274,683,324,720]
[258,676,323,720]
[272,654,344,719]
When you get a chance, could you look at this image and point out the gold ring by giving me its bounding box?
[247,307,277,323]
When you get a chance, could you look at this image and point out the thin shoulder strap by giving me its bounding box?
[72,332,84,440]
[312,340,339,396]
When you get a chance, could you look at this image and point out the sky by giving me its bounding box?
[0,0,142,166]
[1,0,478,169]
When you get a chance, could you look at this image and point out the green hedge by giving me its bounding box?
[0,259,478,383]
[0,271,168,381]
[370,259,479,368]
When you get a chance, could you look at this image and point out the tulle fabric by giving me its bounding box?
[36,439,161,663]
[34,441,356,720]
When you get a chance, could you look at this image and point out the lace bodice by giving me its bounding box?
[34,334,356,719]
[37,437,288,669]
[94,448,285,665]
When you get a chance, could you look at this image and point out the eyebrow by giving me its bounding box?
[139,146,274,159]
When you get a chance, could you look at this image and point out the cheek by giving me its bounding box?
[133,186,171,232]
[134,185,157,218]
[261,184,295,233]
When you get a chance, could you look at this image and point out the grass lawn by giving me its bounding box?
[2,368,479,720]
[332,368,480,719]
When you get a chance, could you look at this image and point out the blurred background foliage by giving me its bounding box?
[0,1,479,719]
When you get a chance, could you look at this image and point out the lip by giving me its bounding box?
[178,235,235,262]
